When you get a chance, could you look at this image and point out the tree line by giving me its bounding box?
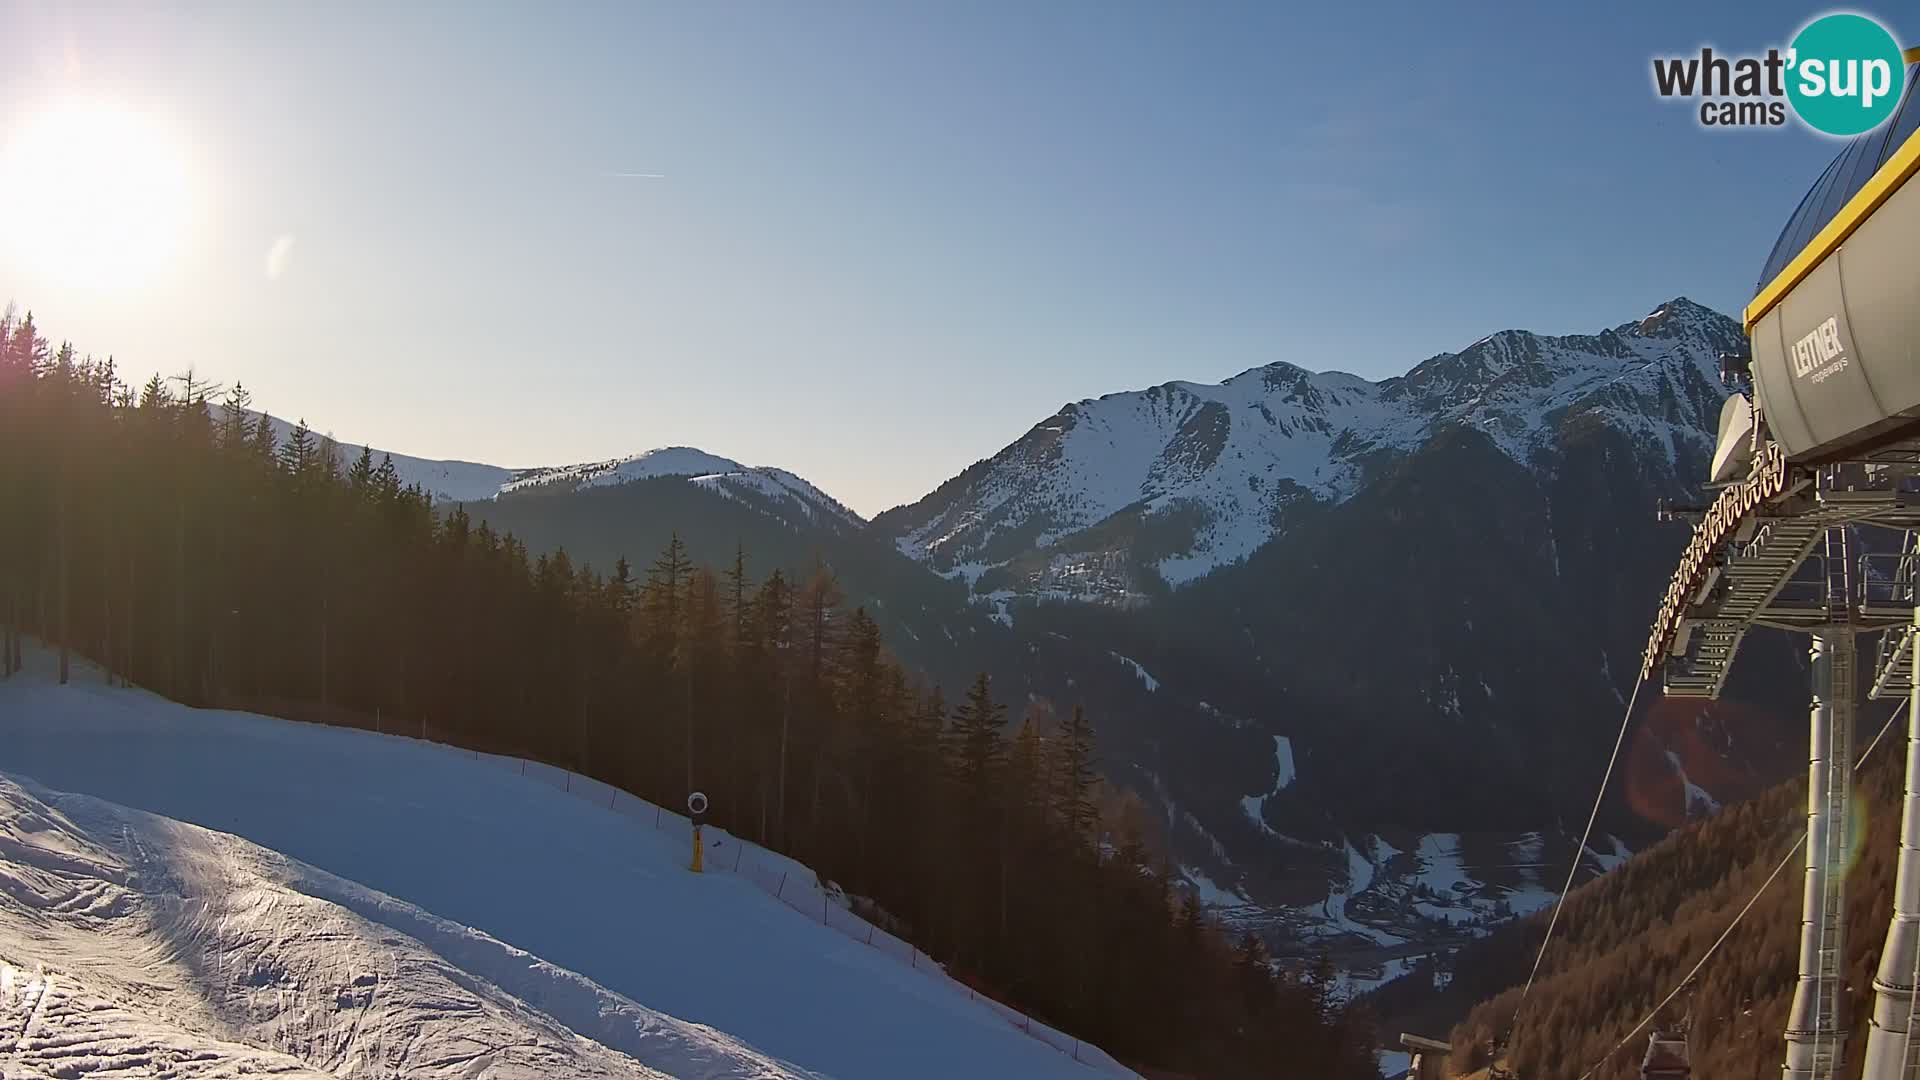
[0,309,1380,1079]
[1433,703,1905,1079]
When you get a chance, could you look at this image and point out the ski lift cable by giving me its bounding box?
[1570,699,1909,1080]
[1510,676,1648,1036]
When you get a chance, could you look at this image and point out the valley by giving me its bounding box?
[243,298,1804,989]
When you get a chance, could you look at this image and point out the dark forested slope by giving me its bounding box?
[1417,697,1906,1080]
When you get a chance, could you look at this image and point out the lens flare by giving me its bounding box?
[0,98,197,290]
[1624,696,1796,828]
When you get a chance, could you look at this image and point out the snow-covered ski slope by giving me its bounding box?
[0,772,734,1078]
[0,647,1128,1079]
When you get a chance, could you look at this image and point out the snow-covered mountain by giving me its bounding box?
[501,447,864,531]
[226,297,1773,991]
[252,414,861,531]
[877,298,1738,601]
[847,297,1798,989]
[256,413,518,502]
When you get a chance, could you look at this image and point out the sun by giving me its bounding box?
[0,99,196,290]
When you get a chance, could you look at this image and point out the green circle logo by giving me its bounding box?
[1787,13,1907,136]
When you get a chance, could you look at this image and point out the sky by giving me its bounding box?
[0,1,1891,516]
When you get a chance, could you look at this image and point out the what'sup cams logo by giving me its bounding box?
[1653,12,1910,136]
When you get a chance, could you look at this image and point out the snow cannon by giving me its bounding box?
[687,791,709,874]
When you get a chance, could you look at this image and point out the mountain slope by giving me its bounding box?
[0,647,1123,1080]
[257,412,861,534]
[236,298,1796,988]
[256,413,517,502]
[0,772,762,1079]
[876,298,1738,602]
[851,298,1804,978]
[1414,699,1905,1079]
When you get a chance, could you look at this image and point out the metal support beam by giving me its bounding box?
[1863,610,1920,1080]
[1785,626,1857,1080]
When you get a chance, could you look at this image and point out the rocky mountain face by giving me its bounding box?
[876,298,1741,606]
[867,297,1803,971]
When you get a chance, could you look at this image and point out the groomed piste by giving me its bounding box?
[0,643,1128,1079]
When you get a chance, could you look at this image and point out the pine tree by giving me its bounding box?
[218,383,252,449]
[948,672,1006,797]
[279,419,314,476]
[723,542,749,654]
[605,555,636,614]
[250,412,277,459]
[348,445,377,492]
[1051,703,1099,847]
[0,309,1386,1079]
[643,532,690,643]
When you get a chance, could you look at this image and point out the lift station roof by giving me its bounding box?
[1755,61,1920,303]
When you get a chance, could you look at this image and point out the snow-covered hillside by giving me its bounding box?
[878,298,1738,600]
[250,413,861,527]
[256,413,518,502]
[0,647,1123,1080]
[0,773,773,1079]
[504,449,863,529]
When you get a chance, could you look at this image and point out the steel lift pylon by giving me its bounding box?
[1647,460,1920,1080]
[1640,47,1920,1080]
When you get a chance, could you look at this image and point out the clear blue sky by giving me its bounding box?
[0,2,1886,515]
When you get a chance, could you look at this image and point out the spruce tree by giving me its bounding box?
[1052,704,1099,847]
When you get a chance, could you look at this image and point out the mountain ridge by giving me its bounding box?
[251,297,1775,976]
[875,296,1738,604]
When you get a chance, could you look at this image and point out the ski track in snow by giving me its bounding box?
[0,649,1120,1080]
[0,773,712,1079]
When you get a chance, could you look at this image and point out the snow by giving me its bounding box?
[1271,736,1296,790]
[1499,884,1559,917]
[1180,867,1251,909]
[1107,652,1159,692]
[889,299,1732,596]
[984,591,1017,628]
[258,413,516,504]
[502,447,749,494]
[1370,835,1402,864]
[1334,956,1413,998]
[1344,838,1374,896]
[0,647,1127,1080]
[0,772,758,1079]
[688,468,864,530]
[1413,902,1478,926]
[1664,751,1723,816]
[1299,838,1403,948]
[1413,834,1470,897]
[1378,1049,1413,1078]
[247,412,863,527]
[1586,835,1634,873]
[1239,796,1275,836]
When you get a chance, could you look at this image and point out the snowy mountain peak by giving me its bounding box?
[1630,295,1735,346]
[245,413,864,531]
[877,299,1742,602]
[493,447,867,529]
[502,446,750,494]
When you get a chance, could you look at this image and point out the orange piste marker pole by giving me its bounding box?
[691,824,704,873]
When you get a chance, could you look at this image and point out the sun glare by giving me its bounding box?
[0,99,196,290]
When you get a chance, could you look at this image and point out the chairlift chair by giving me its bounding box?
[1640,1029,1691,1078]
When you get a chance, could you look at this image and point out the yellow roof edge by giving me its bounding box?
[1908,45,1920,63]
[1745,119,1920,333]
